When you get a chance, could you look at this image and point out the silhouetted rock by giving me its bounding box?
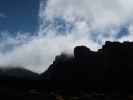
[1,41,132,83]
[74,46,91,60]
[42,46,103,81]
[41,41,133,84]
[0,41,132,99]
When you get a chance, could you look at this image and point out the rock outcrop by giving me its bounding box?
[42,41,133,83]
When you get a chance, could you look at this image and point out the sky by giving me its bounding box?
[0,0,39,34]
[0,0,133,73]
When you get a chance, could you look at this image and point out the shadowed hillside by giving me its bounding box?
[0,68,39,80]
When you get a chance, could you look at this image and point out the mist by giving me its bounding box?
[0,0,133,73]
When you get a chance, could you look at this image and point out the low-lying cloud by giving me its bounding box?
[0,0,133,73]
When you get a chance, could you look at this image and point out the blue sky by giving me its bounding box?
[0,0,40,34]
[0,0,129,39]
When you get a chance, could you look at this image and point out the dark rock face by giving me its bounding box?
[42,41,133,83]
[41,46,103,80]
[103,41,133,82]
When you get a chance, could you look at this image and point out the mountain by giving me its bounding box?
[0,67,39,80]
[0,41,132,82]
[42,41,133,81]
[40,41,133,93]
[0,41,132,99]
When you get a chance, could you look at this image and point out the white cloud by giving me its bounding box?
[0,0,133,73]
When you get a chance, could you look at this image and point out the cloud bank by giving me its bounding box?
[0,0,133,73]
